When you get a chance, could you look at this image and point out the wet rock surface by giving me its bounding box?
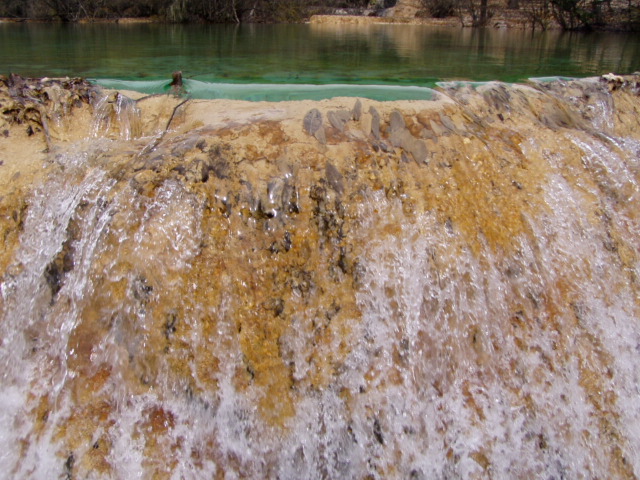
[0,74,98,144]
[1,75,640,479]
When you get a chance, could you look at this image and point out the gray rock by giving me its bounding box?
[378,141,392,153]
[210,158,230,179]
[314,127,327,145]
[327,110,351,132]
[384,109,428,164]
[438,113,456,131]
[352,99,362,121]
[369,106,380,140]
[325,162,344,195]
[389,110,406,132]
[389,129,428,164]
[482,85,511,111]
[303,108,323,135]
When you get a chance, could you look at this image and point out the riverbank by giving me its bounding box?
[1,0,638,31]
[309,12,532,28]
[0,11,548,29]
[0,16,160,23]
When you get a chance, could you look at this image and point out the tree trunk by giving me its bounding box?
[479,0,488,24]
[231,0,240,22]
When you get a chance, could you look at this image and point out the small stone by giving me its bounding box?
[164,313,178,340]
[325,162,344,195]
[369,107,380,140]
[482,84,512,110]
[389,110,405,132]
[377,141,392,153]
[389,129,428,164]
[602,73,624,91]
[352,99,362,121]
[314,127,327,145]
[373,418,384,445]
[170,71,183,88]
[386,109,427,162]
[7,73,25,89]
[209,158,230,179]
[438,113,456,131]
[303,108,323,135]
[283,232,292,252]
[170,71,185,95]
[327,110,351,132]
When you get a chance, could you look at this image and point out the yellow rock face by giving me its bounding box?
[1,75,640,479]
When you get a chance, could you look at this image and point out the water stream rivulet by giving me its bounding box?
[1,74,640,479]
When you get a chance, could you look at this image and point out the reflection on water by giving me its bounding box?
[1,23,639,85]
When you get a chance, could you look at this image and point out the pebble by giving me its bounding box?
[369,106,380,140]
[352,99,362,121]
[327,110,351,132]
[303,108,323,135]
[389,110,406,132]
[325,162,344,195]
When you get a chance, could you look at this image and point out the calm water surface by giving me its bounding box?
[1,22,639,99]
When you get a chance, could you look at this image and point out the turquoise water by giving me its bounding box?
[96,78,437,101]
[2,22,639,100]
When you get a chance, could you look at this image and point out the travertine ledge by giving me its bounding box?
[2,73,640,479]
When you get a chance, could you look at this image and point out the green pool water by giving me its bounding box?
[2,22,639,100]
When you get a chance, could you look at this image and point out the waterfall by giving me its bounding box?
[1,75,639,479]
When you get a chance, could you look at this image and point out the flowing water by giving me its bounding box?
[1,22,640,100]
[1,72,640,477]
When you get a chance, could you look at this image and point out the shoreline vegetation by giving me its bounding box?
[0,0,638,31]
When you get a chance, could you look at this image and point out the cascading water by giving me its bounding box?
[0,74,639,479]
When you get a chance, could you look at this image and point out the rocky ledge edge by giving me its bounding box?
[1,71,640,199]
